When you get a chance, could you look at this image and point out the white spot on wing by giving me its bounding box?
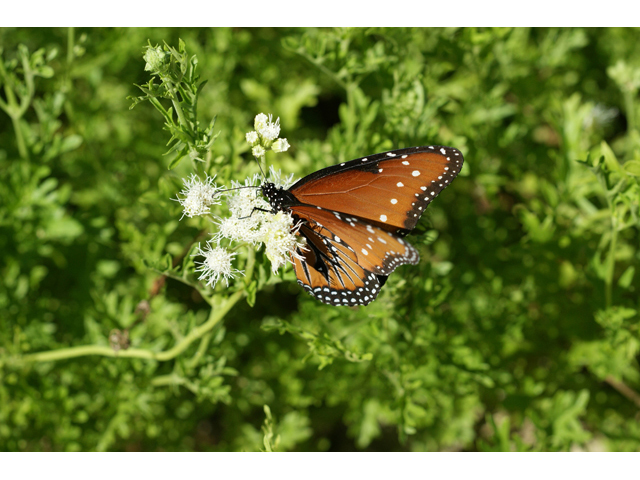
[390,198,398,204]
[412,170,420,177]
[397,182,404,187]
[402,160,409,165]
[380,214,387,222]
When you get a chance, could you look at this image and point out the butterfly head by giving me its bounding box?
[261,182,298,214]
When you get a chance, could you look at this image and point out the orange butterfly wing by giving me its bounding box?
[265,145,464,306]
[290,146,463,235]
[290,206,419,306]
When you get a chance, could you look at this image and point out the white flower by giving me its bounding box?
[258,212,306,274]
[249,113,289,153]
[192,243,243,288]
[175,174,222,219]
[271,138,290,153]
[226,187,267,219]
[246,131,259,145]
[253,113,281,142]
[254,113,269,132]
[267,165,296,189]
[214,215,261,244]
[203,168,304,279]
[214,175,270,244]
[258,115,281,141]
[252,145,266,158]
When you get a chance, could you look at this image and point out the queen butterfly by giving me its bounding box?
[261,145,464,306]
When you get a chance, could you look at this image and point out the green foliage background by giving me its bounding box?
[1,27,640,451]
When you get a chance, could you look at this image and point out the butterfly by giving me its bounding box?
[261,145,464,306]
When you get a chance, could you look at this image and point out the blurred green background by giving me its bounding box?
[1,27,640,451]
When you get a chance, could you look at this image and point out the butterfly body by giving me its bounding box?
[262,145,463,306]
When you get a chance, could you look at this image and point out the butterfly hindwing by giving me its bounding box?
[290,206,419,306]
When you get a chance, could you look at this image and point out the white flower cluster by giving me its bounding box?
[245,113,290,157]
[213,169,304,274]
[193,243,242,287]
[175,173,223,219]
[179,114,304,289]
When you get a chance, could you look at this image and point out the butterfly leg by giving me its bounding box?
[238,206,274,220]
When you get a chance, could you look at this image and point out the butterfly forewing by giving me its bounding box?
[289,146,463,233]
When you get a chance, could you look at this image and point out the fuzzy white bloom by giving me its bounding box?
[213,175,269,244]
[214,215,261,245]
[252,145,266,158]
[258,212,306,274]
[211,169,303,274]
[246,131,259,145]
[179,111,301,292]
[175,174,222,218]
[267,165,296,189]
[192,243,243,287]
[226,186,268,218]
[271,138,290,153]
[254,113,269,132]
[254,113,281,141]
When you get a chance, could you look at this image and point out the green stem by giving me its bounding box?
[9,289,244,366]
[187,331,213,370]
[150,373,188,387]
[10,114,29,161]
[17,46,35,119]
[605,220,618,309]
[163,77,192,136]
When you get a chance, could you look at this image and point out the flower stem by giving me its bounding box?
[605,220,618,309]
[8,289,244,366]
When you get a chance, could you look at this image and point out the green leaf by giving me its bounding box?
[618,266,635,289]
[246,280,257,307]
[623,160,640,177]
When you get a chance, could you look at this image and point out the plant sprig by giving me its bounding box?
[0,44,56,160]
[129,39,218,169]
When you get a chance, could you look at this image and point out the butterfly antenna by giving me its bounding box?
[217,185,261,194]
